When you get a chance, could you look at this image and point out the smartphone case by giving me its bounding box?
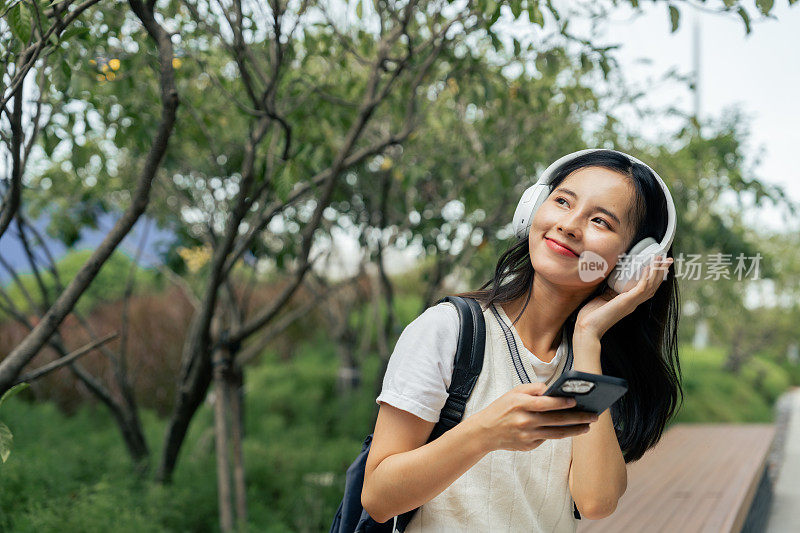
[543,370,628,415]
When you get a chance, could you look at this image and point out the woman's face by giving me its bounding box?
[529,166,639,289]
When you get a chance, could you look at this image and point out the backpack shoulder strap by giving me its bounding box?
[395,296,486,532]
[427,295,486,442]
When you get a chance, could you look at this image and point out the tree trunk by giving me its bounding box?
[723,329,746,374]
[47,333,151,471]
[230,365,247,526]
[213,347,234,532]
[156,342,213,482]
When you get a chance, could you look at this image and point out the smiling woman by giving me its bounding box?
[361,149,683,532]
[462,149,681,459]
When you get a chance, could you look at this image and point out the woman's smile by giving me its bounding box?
[544,237,579,258]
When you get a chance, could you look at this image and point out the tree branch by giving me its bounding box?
[0,73,24,241]
[13,332,118,385]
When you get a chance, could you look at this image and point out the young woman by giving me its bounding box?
[361,149,682,531]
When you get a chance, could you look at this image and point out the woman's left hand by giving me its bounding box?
[575,255,674,339]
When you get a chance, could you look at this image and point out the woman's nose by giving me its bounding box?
[557,214,582,239]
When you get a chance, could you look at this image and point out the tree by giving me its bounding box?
[0,0,180,469]
[3,0,796,530]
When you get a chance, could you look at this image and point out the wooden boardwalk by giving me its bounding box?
[577,424,776,533]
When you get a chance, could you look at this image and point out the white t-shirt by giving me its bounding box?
[376,302,566,423]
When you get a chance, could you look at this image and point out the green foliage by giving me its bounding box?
[0,392,221,531]
[668,4,680,33]
[0,329,384,531]
[2,0,798,528]
[672,345,792,424]
[0,383,29,463]
[1,323,794,530]
[0,248,162,320]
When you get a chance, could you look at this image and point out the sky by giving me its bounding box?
[583,0,800,232]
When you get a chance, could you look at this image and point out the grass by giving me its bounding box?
[672,345,791,424]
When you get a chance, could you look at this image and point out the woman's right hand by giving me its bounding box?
[468,382,599,452]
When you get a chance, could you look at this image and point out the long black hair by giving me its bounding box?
[455,150,682,463]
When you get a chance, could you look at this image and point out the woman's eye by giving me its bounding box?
[593,218,611,228]
[555,197,568,206]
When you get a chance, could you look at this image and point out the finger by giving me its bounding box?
[649,256,673,281]
[514,382,548,396]
[630,264,653,293]
[522,395,577,412]
[636,257,670,295]
[645,261,661,289]
[537,424,591,439]
[647,257,673,292]
[537,410,599,426]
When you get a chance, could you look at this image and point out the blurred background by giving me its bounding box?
[1,0,799,531]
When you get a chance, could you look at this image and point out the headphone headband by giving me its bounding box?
[533,149,676,251]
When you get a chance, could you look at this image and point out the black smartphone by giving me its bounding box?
[543,370,628,415]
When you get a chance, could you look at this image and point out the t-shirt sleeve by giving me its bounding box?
[375,302,459,423]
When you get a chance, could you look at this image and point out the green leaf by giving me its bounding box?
[513,38,521,57]
[738,7,751,34]
[72,145,90,169]
[545,0,560,21]
[668,5,680,33]
[8,3,33,43]
[510,0,522,19]
[42,129,59,156]
[275,164,294,202]
[488,1,502,26]
[60,26,89,43]
[489,31,502,51]
[599,56,610,80]
[0,421,11,463]
[527,1,544,27]
[0,383,28,410]
[756,0,774,15]
[355,0,362,19]
[60,60,71,84]
[579,52,592,73]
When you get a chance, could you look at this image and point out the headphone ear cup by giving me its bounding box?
[628,237,659,258]
[513,184,550,239]
[606,237,659,293]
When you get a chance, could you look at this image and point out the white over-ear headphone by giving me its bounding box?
[512,148,677,294]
